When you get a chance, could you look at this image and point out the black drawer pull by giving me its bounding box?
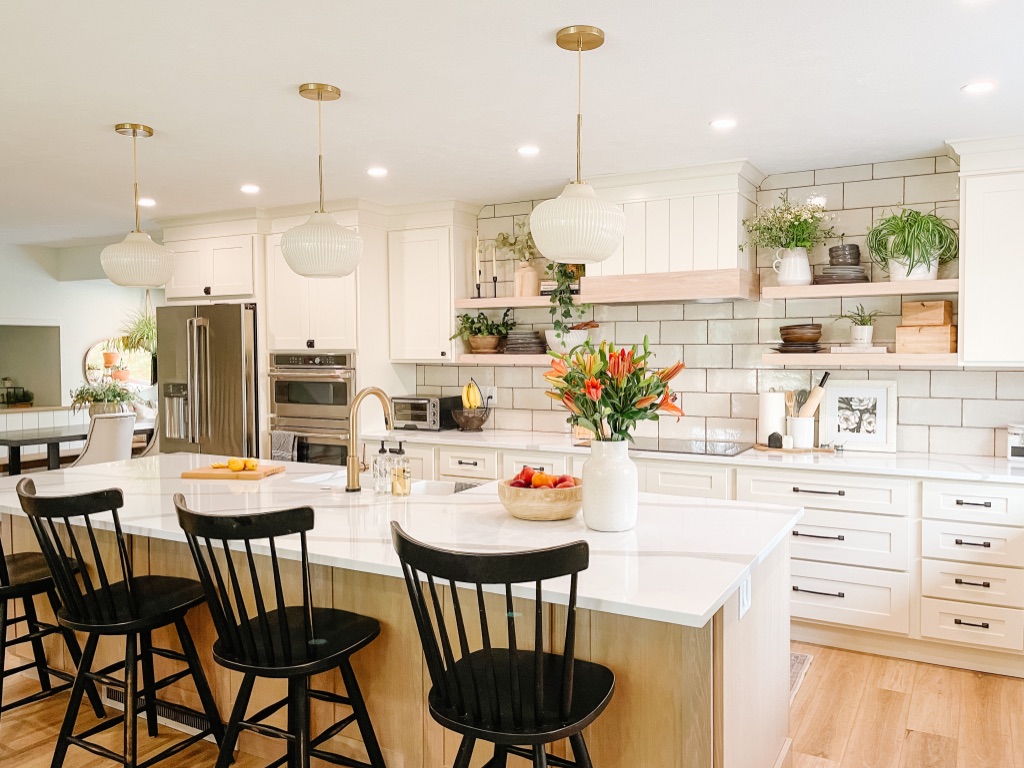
[955,578,991,588]
[532,466,545,471]
[793,531,846,541]
[793,486,846,497]
[457,460,479,467]
[956,499,993,508]
[792,586,845,598]
[955,538,992,548]
[955,618,990,629]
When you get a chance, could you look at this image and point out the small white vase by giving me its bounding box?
[850,325,874,347]
[582,440,638,532]
[888,259,939,281]
[545,329,590,355]
[513,262,541,297]
[773,247,813,286]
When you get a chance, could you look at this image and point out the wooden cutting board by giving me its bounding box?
[181,464,286,481]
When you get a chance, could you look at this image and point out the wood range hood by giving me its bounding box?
[580,268,760,304]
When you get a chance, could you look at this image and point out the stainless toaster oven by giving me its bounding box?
[391,395,461,431]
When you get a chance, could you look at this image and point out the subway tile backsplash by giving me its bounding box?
[418,155,1019,458]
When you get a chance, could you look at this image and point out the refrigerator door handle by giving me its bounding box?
[195,317,211,443]
[186,317,198,443]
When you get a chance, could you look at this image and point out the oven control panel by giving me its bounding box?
[271,353,353,368]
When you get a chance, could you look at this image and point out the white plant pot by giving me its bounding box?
[582,440,639,532]
[850,325,874,347]
[773,247,813,286]
[888,259,939,281]
[545,329,590,355]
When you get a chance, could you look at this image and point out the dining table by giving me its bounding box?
[0,420,155,475]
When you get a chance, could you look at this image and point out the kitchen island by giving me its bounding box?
[0,454,802,768]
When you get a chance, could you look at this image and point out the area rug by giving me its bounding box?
[790,652,813,703]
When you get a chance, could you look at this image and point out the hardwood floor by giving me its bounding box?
[4,643,1022,767]
[792,641,1023,768]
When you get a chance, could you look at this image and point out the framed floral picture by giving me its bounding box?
[818,379,897,453]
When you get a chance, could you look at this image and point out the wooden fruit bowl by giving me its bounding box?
[497,478,583,522]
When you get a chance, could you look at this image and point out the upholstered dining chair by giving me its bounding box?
[70,412,136,467]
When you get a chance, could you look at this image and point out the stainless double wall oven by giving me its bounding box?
[269,352,355,466]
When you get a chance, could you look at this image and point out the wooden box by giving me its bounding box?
[896,324,957,353]
[902,300,953,326]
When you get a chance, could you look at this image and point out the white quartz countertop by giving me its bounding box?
[366,428,1024,485]
[0,454,802,629]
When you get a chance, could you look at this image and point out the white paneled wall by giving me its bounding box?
[418,154,1020,457]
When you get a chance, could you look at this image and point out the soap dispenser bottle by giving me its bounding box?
[373,441,391,495]
[390,442,411,497]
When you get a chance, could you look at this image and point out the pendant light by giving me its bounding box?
[530,26,624,265]
[100,124,175,287]
[281,83,363,278]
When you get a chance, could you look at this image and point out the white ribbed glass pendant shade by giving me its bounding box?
[281,212,363,278]
[530,183,624,264]
[101,232,175,287]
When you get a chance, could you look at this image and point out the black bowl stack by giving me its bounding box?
[814,244,869,285]
[504,329,546,354]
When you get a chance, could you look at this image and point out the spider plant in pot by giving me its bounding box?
[867,209,959,281]
[834,303,882,348]
[450,309,516,354]
[546,263,594,354]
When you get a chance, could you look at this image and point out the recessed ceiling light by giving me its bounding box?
[961,81,996,94]
[240,184,260,194]
[517,145,540,156]
[709,118,737,130]
[137,197,156,207]
[367,167,388,178]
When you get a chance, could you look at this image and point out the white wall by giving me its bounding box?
[0,243,148,404]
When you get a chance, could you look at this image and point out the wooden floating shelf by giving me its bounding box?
[761,352,960,368]
[457,354,553,366]
[453,296,552,309]
[760,279,960,300]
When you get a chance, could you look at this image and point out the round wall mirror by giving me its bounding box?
[83,339,155,386]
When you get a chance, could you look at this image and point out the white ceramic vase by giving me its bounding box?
[545,328,590,355]
[773,247,813,286]
[888,259,939,281]
[582,440,638,532]
[851,325,874,347]
[513,262,541,297]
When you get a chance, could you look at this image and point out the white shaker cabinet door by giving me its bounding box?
[207,235,255,297]
[309,272,358,351]
[265,233,310,351]
[163,239,207,300]
[961,172,1024,366]
[388,227,453,362]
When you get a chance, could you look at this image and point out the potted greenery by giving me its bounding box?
[450,309,516,354]
[743,193,837,286]
[867,209,959,281]
[6,389,34,408]
[101,338,122,369]
[834,303,882,348]
[121,307,158,383]
[111,363,131,382]
[70,381,136,416]
[495,220,541,297]
[545,263,594,354]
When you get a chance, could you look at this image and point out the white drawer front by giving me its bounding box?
[645,461,729,500]
[923,480,1024,527]
[736,469,914,516]
[791,560,910,634]
[501,452,568,480]
[438,447,499,480]
[921,558,1024,609]
[921,520,1024,568]
[791,508,910,570]
[920,597,1024,652]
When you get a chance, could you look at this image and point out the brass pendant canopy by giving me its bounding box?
[114,123,154,138]
[298,83,342,101]
[555,25,605,52]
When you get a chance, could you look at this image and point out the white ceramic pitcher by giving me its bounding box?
[773,247,813,286]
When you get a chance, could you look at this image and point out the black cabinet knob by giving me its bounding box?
[441,351,447,357]
[306,339,315,349]
[203,286,211,296]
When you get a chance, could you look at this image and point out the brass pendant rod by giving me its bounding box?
[317,94,325,214]
[132,132,140,232]
[576,40,583,184]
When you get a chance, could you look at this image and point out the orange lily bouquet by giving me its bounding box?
[544,337,685,442]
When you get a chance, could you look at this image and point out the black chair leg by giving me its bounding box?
[22,594,52,692]
[139,631,159,737]
[485,746,509,767]
[339,658,387,768]
[532,745,548,767]
[46,588,104,717]
[175,617,224,744]
[288,675,311,768]
[569,734,593,768]
[124,632,139,768]
[0,599,7,716]
[453,736,476,768]
[215,672,254,768]
[51,633,98,768]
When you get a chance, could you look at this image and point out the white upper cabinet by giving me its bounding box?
[265,233,358,352]
[164,234,255,300]
[388,227,454,362]
[950,137,1024,367]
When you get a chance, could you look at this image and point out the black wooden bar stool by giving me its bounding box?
[174,494,388,768]
[390,523,615,768]
[0,520,104,718]
[16,478,224,768]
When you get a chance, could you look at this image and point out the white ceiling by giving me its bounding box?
[2,0,1022,245]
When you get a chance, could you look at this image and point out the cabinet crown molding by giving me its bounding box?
[947,135,1024,175]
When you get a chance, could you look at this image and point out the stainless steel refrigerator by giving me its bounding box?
[156,303,258,457]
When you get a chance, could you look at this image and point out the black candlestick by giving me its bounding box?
[492,275,498,298]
